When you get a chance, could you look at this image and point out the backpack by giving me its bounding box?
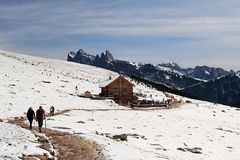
[27,109,34,119]
[36,109,44,120]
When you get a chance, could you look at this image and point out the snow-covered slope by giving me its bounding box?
[0,49,120,119]
[0,122,52,160]
[1,49,240,160]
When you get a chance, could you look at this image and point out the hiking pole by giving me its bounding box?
[45,118,47,133]
[33,119,35,130]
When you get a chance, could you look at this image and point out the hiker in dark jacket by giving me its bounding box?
[50,106,55,116]
[36,106,45,133]
[27,107,35,129]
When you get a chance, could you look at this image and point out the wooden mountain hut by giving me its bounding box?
[99,76,133,104]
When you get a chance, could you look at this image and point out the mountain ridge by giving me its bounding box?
[67,49,202,89]
[183,74,240,107]
[67,49,234,86]
[67,49,239,107]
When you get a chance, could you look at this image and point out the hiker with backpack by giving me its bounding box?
[27,107,35,130]
[50,106,55,116]
[36,106,45,133]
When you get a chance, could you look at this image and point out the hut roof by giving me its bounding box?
[99,76,118,88]
[99,75,133,88]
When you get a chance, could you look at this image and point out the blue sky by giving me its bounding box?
[0,0,240,70]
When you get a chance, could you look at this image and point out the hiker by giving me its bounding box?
[75,85,79,95]
[50,106,55,116]
[36,106,45,133]
[27,107,35,129]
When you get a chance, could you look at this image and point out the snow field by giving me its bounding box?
[1,50,240,160]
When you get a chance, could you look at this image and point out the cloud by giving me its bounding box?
[0,0,240,70]
[1,1,240,39]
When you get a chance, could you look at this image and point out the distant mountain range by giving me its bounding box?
[159,63,235,80]
[67,49,240,107]
[67,49,202,89]
[183,72,240,107]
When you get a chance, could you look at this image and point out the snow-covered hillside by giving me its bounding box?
[1,49,240,160]
[0,49,120,119]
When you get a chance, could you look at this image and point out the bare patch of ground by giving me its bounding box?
[8,110,105,160]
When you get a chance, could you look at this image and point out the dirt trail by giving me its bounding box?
[8,110,105,160]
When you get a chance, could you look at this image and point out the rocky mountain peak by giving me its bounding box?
[68,51,76,59]
[105,50,114,62]
[230,69,236,75]
[189,65,232,80]
[76,49,89,57]
[158,62,184,74]
[97,50,114,65]
[236,71,240,78]
[67,49,95,64]
[159,62,181,69]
